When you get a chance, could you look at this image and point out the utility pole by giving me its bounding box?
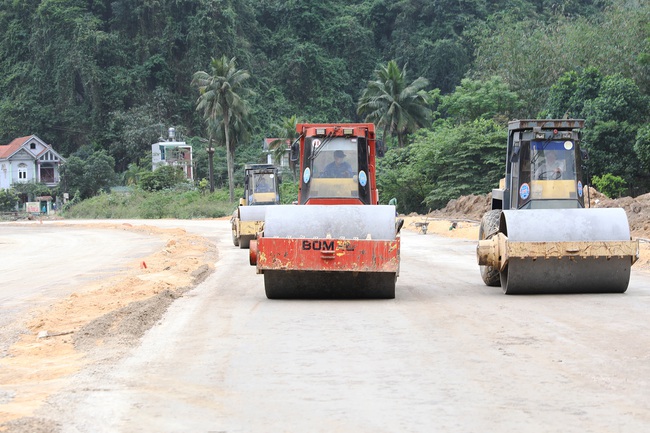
[207,140,215,193]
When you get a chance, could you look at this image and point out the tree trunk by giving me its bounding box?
[383,125,389,151]
[224,111,235,202]
[397,129,405,148]
[208,138,215,193]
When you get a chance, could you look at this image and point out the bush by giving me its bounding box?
[61,188,233,219]
[139,165,190,191]
[0,189,19,211]
[280,181,299,204]
[591,173,627,198]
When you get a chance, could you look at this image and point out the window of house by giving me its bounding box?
[18,163,27,179]
[30,143,36,150]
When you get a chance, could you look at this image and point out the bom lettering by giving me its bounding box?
[301,240,335,251]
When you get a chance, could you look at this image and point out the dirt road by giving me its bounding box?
[0,225,164,330]
[1,219,649,432]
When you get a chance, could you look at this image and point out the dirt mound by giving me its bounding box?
[589,190,650,238]
[432,194,491,221]
[427,187,650,239]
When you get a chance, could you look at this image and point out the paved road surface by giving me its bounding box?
[3,220,650,432]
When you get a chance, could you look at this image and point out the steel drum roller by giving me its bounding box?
[239,205,271,222]
[260,204,398,299]
[499,208,635,294]
[263,205,397,240]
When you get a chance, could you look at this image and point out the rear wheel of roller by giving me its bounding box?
[264,271,396,300]
[231,228,239,247]
[479,210,502,287]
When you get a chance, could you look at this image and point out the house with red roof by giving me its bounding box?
[0,135,65,190]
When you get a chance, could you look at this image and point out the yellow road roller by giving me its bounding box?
[477,119,638,294]
[231,163,281,249]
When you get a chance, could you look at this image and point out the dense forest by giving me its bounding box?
[0,0,648,212]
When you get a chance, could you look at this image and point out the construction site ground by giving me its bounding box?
[1,190,649,432]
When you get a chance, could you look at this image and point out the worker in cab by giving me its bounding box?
[536,149,566,180]
[323,150,353,178]
[255,176,272,192]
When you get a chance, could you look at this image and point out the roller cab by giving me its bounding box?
[478,119,639,294]
[250,124,401,299]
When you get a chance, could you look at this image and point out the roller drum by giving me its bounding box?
[499,208,634,294]
[239,205,271,222]
[502,208,631,242]
[263,205,397,240]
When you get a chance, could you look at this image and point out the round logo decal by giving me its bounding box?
[577,180,583,197]
[358,170,367,187]
[564,140,574,150]
[303,167,311,183]
[519,183,530,200]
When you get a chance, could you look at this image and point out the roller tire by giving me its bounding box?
[264,271,396,300]
[239,237,251,249]
[231,228,239,247]
[479,209,502,287]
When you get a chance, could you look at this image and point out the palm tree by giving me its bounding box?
[358,60,432,147]
[268,115,299,180]
[192,55,253,202]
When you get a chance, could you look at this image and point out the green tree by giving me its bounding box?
[541,67,602,119]
[358,60,432,147]
[269,115,300,179]
[411,119,506,209]
[376,146,432,214]
[472,5,649,117]
[376,119,506,212]
[373,0,487,93]
[11,182,52,201]
[583,120,639,191]
[121,163,148,186]
[582,74,649,125]
[543,69,650,192]
[192,55,253,202]
[591,173,627,198]
[438,76,521,124]
[0,189,19,211]
[212,110,254,184]
[60,156,88,199]
[86,150,118,195]
[634,124,650,170]
[60,149,116,199]
[139,165,188,192]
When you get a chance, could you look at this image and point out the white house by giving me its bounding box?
[0,135,65,190]
[151,128,193,181]
[263,138,291,168]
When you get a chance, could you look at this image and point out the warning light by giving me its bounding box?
[343,128,354,135]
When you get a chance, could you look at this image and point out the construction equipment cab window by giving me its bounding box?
[254,174,274,192]
[532,144,575,180]
[514,139,582,209]
[301,135,372,203]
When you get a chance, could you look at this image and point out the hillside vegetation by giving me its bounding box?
[0,0,648,214]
